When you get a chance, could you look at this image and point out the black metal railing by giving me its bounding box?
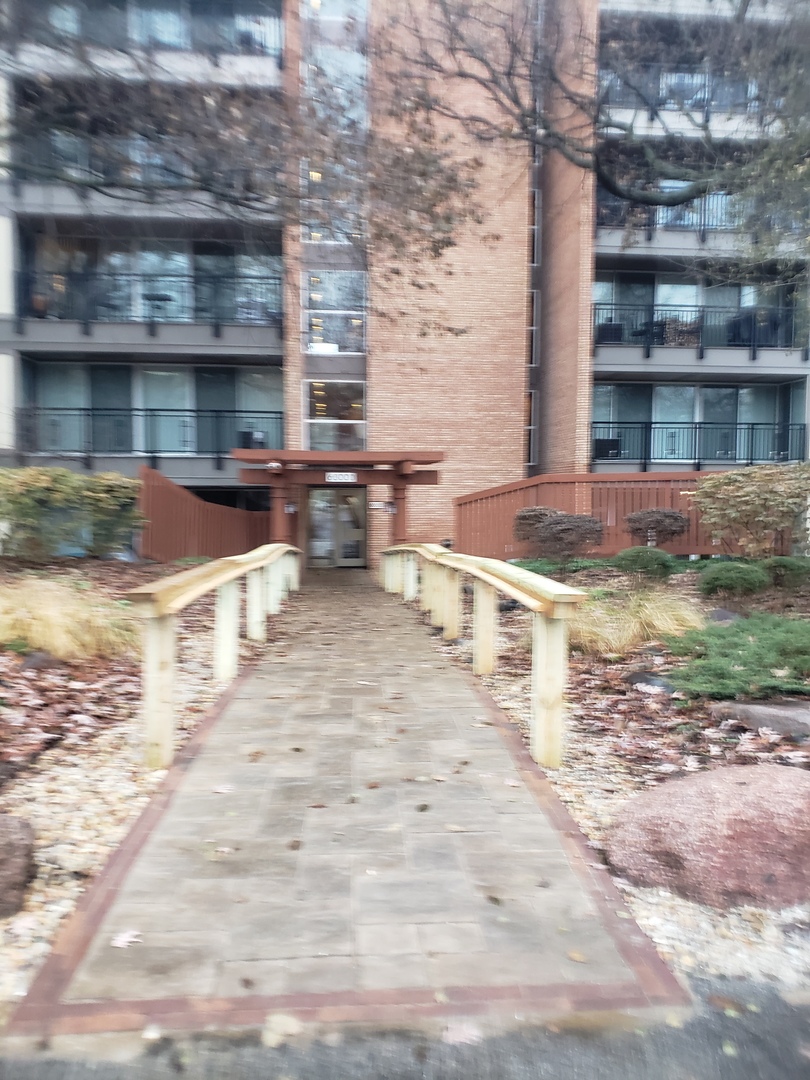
[16,271,283,330]
[596,189,744,235]
[593,303,806,357]
[599,66,756,115]
[16,408,284,465]
[13,137,279,197]
[592,421,806,470]
[32,5,282,58]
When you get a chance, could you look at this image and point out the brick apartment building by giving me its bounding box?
[0,0,805,566]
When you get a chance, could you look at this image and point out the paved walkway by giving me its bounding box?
[5,572,685,1048]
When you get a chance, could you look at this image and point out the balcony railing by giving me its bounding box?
[16,271,283,332]
[17,408,284,465]
[593,303,806,358]
[592,421,806,471]
[30,4,282,58]
[599,66,757,116]
[13,137,279,199]
[596,189,744,237]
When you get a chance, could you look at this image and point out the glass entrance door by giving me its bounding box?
[307,488,366,567]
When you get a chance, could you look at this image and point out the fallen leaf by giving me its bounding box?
[111,930,142,949]
[567,950,588,963]
[288,839,302,851]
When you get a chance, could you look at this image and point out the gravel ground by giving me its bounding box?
[435,592,810,992]
[0,576,270,1018]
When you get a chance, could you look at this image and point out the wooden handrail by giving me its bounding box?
[380,545,586,769]
[128,543,298,616]
[126,543,301,768]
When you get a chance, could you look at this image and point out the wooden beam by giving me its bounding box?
[239,469,440,487]
[232,449,444,466]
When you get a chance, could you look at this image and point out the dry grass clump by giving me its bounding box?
[0,579,138,661]
[569,589,704,657]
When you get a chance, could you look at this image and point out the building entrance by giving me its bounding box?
[307,487,366,567]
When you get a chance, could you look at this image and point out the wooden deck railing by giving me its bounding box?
[380,545,585,768]
[127,543,301,768]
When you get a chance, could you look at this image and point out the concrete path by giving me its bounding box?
[4,572,686,1052]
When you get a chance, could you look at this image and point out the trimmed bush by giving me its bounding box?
[612,547,678,581]
[761,556,810,589]
[667,614,810,699]
[698,562,769,597]
[513,506,562,544]
[533,513,603,572]
[0,468,143,562]
[624,508,689,547]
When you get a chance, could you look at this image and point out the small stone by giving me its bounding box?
[262,1013,304,1048]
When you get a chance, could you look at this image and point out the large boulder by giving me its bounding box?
[0,815,35,917]
[606,765,810,910]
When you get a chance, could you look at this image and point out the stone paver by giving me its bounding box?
[6,571,686,1040]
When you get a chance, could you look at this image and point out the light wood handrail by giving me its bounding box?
[127,543,301,768]
[380,544,586,768]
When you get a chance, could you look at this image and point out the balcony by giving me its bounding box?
[599,66,757,117]
[12,136,279,204]
[596,189,742,239]
[593,304,806,360]
[27,2,282,59]
[592,421,806,471]
[15,271,283,338]
[16,407,283,466]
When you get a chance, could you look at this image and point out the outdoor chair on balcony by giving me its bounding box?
[594,321,624,344]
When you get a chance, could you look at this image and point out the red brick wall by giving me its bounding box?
[537,0,598,475]
[364,2,533,563]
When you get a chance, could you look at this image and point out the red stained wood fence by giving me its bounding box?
[454,471,728,560]
[137,467,271,563]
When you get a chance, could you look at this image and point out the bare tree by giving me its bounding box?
[383,0,810,257]
[0,0,483,265]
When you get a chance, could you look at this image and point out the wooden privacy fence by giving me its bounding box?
[127,543,301,768]
[138,466,272,562]
[454,471,723,560]
[381,544,585,768]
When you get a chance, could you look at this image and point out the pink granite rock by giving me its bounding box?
[606,765,810,910]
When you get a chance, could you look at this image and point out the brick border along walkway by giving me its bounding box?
[5,587,688,1040]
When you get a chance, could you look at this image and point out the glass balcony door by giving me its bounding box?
[90,366,132,452]
[141,369,194,452]
[195,368,237,453]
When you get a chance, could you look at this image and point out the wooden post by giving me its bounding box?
[142,611,176,769]
[246,567,266,642]
[403,553,418,601]
[390,552,405,594]
[392,484,408,543]
[473,579,497,675]
[286,551,301,592]
[419,559,432,612]
[443,566,461,640]
[530,613,568,768]
[429,563,443,627]
[214,579,240,683]
[266,560,283,615]
[269,481,288,543]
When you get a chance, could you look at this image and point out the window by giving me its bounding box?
[305,271,365,352]
[130,0,190,48]
[305,380,365,450]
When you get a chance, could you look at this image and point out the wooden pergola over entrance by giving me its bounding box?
[233,449,444,546]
